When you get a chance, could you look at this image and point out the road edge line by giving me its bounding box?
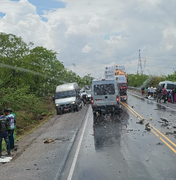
[54,106,90,180]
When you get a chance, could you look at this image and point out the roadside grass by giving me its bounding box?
[1,99,55,152]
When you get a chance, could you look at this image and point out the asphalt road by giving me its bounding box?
[1,92,176,180]
[0,105,88,180]
[61,92,176,180]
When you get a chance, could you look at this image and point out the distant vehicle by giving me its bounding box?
[158,81,176,92]
[91,78,121,122]
[104,65,128,101]
[54,83,82,115]
[86,89,92,103]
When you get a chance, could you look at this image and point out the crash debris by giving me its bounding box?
[145,123,151,131]
[44,139,54,144]
[0,156,12,163]
[165,132,173,135]
[136,119,145,124]
[156,142,163,145]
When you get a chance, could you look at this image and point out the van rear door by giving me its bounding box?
[93,82,116,105]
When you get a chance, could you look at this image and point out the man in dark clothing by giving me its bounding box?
[141,87,145,95]
[156,85,162,103]
[0,111,10,157]
[172,88,175,103]
[162,88,167,103]
[4,109,15,149]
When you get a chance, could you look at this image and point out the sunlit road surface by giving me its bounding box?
[61,94,176,180]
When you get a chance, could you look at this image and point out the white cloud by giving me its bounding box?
[82,45,92,53]
[0,0,176,77]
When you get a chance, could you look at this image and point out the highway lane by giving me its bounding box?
[61,94,176,180]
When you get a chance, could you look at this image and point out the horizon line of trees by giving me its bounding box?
[127,72,176,88]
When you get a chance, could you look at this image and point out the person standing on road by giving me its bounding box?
[141,87,145,95]
[168,90,174,103]
[172,88,176,103]
[9,108,16,128]
[154,87,157,99]
[150,86,154,97]
[81,91,88,106]
[147,87,151,96]
[156,85,162,102]
[0,111,10,157]
[162,88,167,103]
[4,109,15,149]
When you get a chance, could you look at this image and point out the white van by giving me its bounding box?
[91,78,121,120]
[55,83,82,115]
[158,81,176,91]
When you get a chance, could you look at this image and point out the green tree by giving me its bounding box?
[166,71,176,81]
[128,74,148,87]
[0,32,33,89]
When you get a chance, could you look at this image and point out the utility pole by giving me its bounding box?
[137,50,147,75]
[137,49,143,75]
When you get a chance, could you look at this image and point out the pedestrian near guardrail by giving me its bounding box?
[141,87,145,95]
[147,87,150,96]
[150,86,154,97]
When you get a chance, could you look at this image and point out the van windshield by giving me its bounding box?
[55,90,75,99]
[94,83,115,95]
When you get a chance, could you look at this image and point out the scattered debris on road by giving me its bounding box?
[127,129,133,132]
[136,119,145,124]
[145,123,151,131]
[159,118,171,126]
[167,126,172,129]
[44,139,54,144]
[160,117,169,123]
[0,156,12,163]
[165,132,173,135]
[156,142,163,145]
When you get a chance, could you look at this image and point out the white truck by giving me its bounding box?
[55,83,82,115]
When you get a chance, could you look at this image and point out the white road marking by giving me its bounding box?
[67,107,90,180]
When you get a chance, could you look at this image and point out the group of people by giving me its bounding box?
[0,108,16,157]
[165,88,176,103]
[141,86,176,103]
[141,86,156,97]
[155,86,176,103]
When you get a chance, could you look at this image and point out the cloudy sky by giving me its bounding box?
[0,0,176,78]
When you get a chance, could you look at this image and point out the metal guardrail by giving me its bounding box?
[128,86,141,90]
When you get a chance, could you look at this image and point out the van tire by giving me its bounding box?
[75,105,79,112]
[57,109,62,115]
